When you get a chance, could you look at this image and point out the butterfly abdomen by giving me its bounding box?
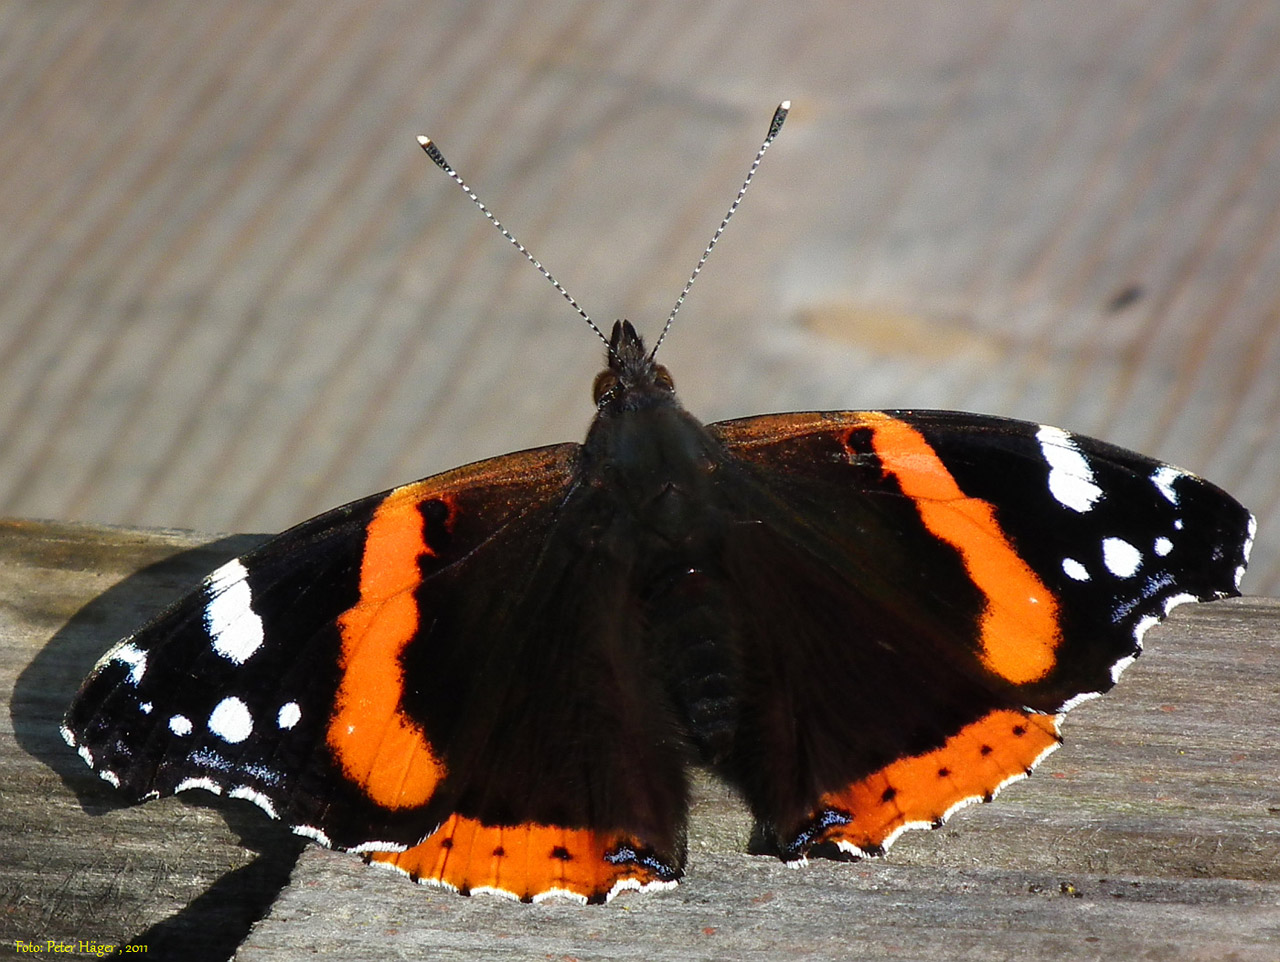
[639,559,743,766]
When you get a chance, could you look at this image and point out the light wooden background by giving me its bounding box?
[2,1,1279,592]
[3,522,1277,959]
[5,5,1280,958]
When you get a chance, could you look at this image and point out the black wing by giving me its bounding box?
[63,441,685,903]
[708,409,1252,859]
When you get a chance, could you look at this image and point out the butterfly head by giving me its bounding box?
[592,320,677,414]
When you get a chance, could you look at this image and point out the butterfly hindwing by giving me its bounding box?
[376,445,693,899]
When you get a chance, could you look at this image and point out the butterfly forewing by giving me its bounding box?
[907,412,1250,697]
[64,447,574,833]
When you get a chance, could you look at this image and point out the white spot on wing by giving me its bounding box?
[1059,689,1102,712]
[104,642,148,685]
[476,885,527,902]
[293,824,333,847]
[1062,557,1090,582]
[1238,514,1257,589]
[208,696,253,743]
[1150,465,1182,505]
[1109,654,1137,683]
[1037,426,1103,513]
[350,840,409,854]
[277,702,301,729]
[1162,592,1198,615]
[229,785,278,819]
[169,714,193,736]
[204,559,265,664]
[604,876,678,902]
[175,776,223,795]
[207,558,249,592]
[1153,536,1173,557]
[1132,614,1160,645]
[1102,537,1142,578]
[874,818,937,854]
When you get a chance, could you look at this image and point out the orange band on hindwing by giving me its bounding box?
[855,412,1061,685]
[369,815,679,903]
[328,488,447,809]
[808,709,1062,856]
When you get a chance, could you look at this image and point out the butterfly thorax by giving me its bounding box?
[578,321,744,764]
[583,321,720,531]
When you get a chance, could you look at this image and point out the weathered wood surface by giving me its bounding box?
[3,0,1280,597]
[2,519,1278,961]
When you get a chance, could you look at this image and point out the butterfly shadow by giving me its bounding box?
[11,531,304,962]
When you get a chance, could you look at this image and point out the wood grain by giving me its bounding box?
[2,1,1279,595]
[2,519,1277,960]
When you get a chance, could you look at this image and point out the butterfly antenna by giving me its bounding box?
[648,100,790,360]
[417,135,612,351]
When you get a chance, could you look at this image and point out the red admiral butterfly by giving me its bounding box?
[63,103,1254,904]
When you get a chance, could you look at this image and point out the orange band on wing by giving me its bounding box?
[857,412,1060,684]
[328,489,447,809]
[369,815,678,903]
[810,708,1061,856]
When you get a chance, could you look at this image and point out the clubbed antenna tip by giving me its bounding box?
[647,101,791,359]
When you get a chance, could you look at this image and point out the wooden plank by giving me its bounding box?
[2,519,1277,960]
[0,520,289,959]
[2,0,1279,598]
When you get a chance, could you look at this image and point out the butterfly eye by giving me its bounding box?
[592,370,619,405]
[654,365,675,393]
